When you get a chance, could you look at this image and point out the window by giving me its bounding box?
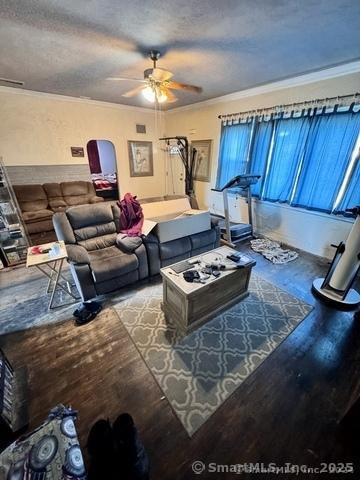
[216,105,360,214]
[334,132,360,213]
[216,122,251,189]
[291,111,360,212]
[262,117,311,203]
[249,121,273,197]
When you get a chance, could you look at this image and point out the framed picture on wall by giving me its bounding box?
[192,140,212,182]
[128,140,154,177]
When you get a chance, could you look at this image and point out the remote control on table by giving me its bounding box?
[227,253,241,262]
[188,258,200,265]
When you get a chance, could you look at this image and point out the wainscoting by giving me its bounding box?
[6,164,91,185]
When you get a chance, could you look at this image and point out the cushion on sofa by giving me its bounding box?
[61,181,103,206]
[43,183,67,211]
[66,244,90,265]
[159,236,191,261]
[77,231,117,251]
[116,234,142,253]
[65,204,117,250]
[22,209,53,223]
[43,182,63,197]
[66,203,113,230]
[90,196,105,204]
[26,219,54,234]
[13,184,48,212]
[61,181,90,197]
[90,246,138,282]
[189,228,217,250]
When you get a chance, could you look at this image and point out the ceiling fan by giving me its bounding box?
[107,50,202,104]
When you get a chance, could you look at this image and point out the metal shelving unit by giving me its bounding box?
[0,158,30,268]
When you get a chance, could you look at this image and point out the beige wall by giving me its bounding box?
[165,72,360,257]
[1,71,359,257]
[166,72,360,208]
[0,89,166,198]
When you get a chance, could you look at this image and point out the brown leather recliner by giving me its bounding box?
[13,184,56,244]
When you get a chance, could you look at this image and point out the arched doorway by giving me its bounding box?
[87,140,119,200]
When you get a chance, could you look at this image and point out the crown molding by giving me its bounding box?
[0,85,160,114]
[167,59,360,114]
[1,59,359,115]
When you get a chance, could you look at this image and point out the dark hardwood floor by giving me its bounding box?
[0,243,359,479]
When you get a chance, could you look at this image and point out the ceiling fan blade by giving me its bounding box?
[167,81,202,94]
[107,77,145,83]
[164,88,178,103]
[151,68,173,82]
[122,85,146,98]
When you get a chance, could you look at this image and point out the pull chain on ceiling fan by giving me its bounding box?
[107,50,202,104]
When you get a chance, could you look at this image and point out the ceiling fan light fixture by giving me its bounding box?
[142,85,168,103]
[156,86,167,103]
[119,50,201,104]
[142,86,156,103]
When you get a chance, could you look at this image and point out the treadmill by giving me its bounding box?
[212,174,260,247]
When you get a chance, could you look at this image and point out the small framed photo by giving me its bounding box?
[192,140,212,182]
[70,147,84,157]
[128,141,154,177]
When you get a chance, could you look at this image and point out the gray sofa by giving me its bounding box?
[53,203,148,301]
[53,203,220,301]
[143,228,220,276]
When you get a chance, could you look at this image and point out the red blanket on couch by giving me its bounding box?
[117,193,144,236]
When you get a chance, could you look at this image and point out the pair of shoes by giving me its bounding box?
[73,302,102,326]
[113,414,150,480]
[87,414,149,480]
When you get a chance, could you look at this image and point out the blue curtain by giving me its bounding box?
[249,121,273,197]
[336,154,360,213]
[291,112,360,212]
[216,122,251,189]
[262,117,310,202]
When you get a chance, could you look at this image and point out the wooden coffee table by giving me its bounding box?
[160,246,255,334]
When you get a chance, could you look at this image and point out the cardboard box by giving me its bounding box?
[141,198,211,243]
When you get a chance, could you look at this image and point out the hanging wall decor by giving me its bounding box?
[192,140,212,182]
[128,141,154,177]
[70,147,84,157]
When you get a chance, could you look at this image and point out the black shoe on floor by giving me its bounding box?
[87,419,117,480]
[74,310,96,326]
[84,301,102,314]
[73,302,102,326]
[113,413,150,480]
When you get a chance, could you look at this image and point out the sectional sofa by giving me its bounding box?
[13,181,103,244]
[53,202,220,301]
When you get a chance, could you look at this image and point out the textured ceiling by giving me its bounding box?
[0,0,359,109]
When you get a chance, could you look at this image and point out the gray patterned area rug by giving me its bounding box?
[0,284,79,335]
[114,274,313,436]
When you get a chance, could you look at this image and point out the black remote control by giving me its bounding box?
[227,253,240,262]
